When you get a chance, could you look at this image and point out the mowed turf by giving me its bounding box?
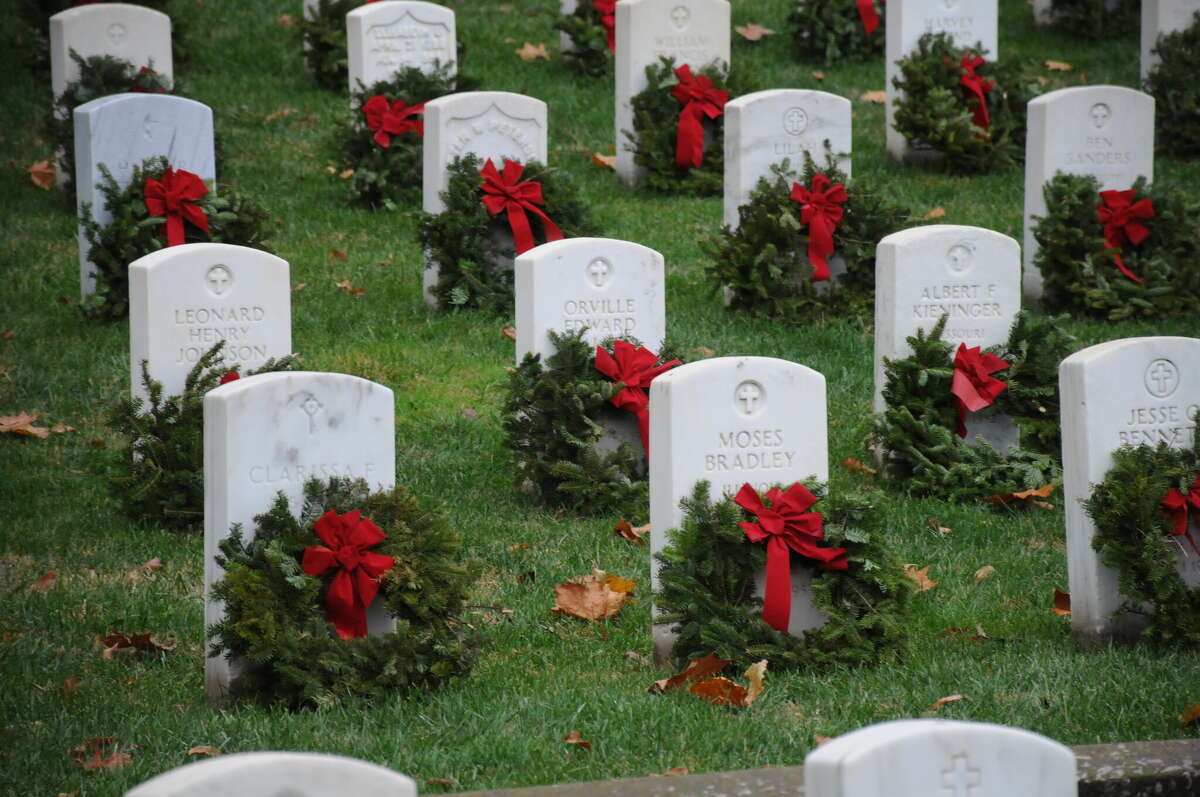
[1,0,1199,795]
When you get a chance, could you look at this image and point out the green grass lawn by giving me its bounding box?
[2,0,1199,794]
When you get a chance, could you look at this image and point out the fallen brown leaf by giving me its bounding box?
[984,483,1055,509]
[28,160,55,190]
[735,22,775,41]
[649,652,732,694]
[62,676,82,693]
[811,71,826,80]
[814,733,835,747]
[265,107,297,122]
[1,412,50,439]
[187,745,221,757]
[1,329,11,341]
[613,518,649,545]
[928,517,951,536]
[330,248,348,263]
[690,660,767,707]
[334,278,365,296]
[339,168,355,179]
[98,631,177,659]
[515,42,550,61]
[1052,588,1071,616]
[502,326,517,341]
[507,542,531,552]
[50,423,76,434]
[293,282,307,292]
[974,564,996,583]
[625,650,650,667]
[591,152,616,170]
[1179,702,1200,727]
[28,570,57,592]
[551,573,632,621]
[128,557,163,582]
[663,767,688,776]
[70,738,133,771]
[925,694,969,714]
[692,345,715,357]
[923,206,947,220]
[1043,59,1072,71]
[563,730,591,750]
[860,90,887,103]
[277,13,295,27]
[904,564,938,592]
[841,457,877,477]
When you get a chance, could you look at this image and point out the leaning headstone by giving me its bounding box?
[128,244,292,405]
[873,225,1021,451]
[885,0,999,161]
[74,93,215,299]
[126,752,417,797]
[1141,0,1200,81]
[346,0,456,93]
[1060,336,1200,644]
[614,0,731,185]
[723,89,852,229]
[421,91,548,303]
[805,718,1077,797]
[1023,85,1154,302]
[648,356,828,661]
[514,237,666,365]
[203,372,395,697]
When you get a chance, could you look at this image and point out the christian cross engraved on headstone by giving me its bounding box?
[1146,359,1179,397]
[941,755,982,797]
[301,393,323,433]
[736,381,762,414]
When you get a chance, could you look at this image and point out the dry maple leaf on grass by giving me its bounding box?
[924,694,969,714]
[1179,702,1200,727]
[1052,589,1071,616]
[985,483,1055,510]
[648,652,732,694]
[860,90,887,103]
[1,412,50,439]
[734,23,775,41]
[27,570,57,592]
[904,564,938,592]
[689,660,767,707]
[973,564,996,583]
[515,42,550,62]
[27,160,55,190]
[841,457,876,477]
[923,206,947,220]
[613,517,649,545]
[563,730,591,750]
[70,738,134,772]
[97,632,177,659]
[187,745,221,757]
[591,152,616,169]
[551,571,634,621]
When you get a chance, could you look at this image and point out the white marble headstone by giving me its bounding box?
[346,1,456,94]
[874,225,1021,451]
[885,0,999,161]
[421,91,548,304]
[649,356,829,661]
[514,237,666,364]
[614,0,731,185]
[126,752,417,797]
[50,3,173,108]
[1023,86,1155,302]
[203,372,396,697]
[1141,1,1200,82]
[1060,337,1200,644]
[723,89,852,230]
[73,93,215,299]
[128,244,292,405]
[805,719,1076,797]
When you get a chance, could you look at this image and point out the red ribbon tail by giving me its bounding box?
[761,537,792,633]
[807,216,834,282]
[1109,248,1143,283]
[528,203,564,244]
[505,203,536,255]
[326,570,366,639]
[675,105,705,169]
[165,214,184,247]
[954,399,968,438]
[856,0,880,35]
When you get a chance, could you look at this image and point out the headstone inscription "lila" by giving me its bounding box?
[346,0,456,94]
[128,243,292,405]
[203,372,395,697]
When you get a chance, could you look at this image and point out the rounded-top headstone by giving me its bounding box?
[50,3,173,101]
[346,0,457,94]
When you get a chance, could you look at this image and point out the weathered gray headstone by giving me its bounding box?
[128,243,292,405]
[649,356,829,661]
[885,0,999,161]
[203,372,395,697]
[806,719,1076,797]
[1060,336,1200,644]
[1141,0,1200,81]
[73,93,215,299]
[614,0,731,185]
[125,752,417,797]
[346,0,456,93]
[1023,85,1155,302]
[723,89,852,229]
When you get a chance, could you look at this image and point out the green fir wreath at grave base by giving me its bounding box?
[892,33,1041,174]
[703,154,911,322]
[1033,174,1200,321]
[554,4,611,78]
[419,154,597,312]
[338,63,469,209]
[1044,0,1139,40]
[627,57,751,196]
[788,0,884,63]
[47,51,176,194]
[875,311,1073,501]
[210,476,479,708]
[502,329,689,522]
[1145,13,1200,159]
[106,341,300,531]
[1086,429,1200,647]
[80,156,274,322]
[654,480,911,671]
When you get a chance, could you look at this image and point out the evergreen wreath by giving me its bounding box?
[1041,0,1139,40]
[626,56,744,196]
[418,154,597,312]
[788,0,885,62]
[79,156,273,321]
[1085,429,1200,646]
[106,341,300,531]
[210,476,479,707]
[1145,11,1200,159]
[338,63,468,209]
[892,33,1041,174]
[554,0,613,77]
[703,154,912,322]
[654,480,911,670]
[875,311,1074,501]
[1032,174,1200,320]
[299,0,359,91]
[502,330,687,522]
[47,51,176,193]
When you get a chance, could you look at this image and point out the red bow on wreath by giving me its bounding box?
[856,0,885,36]
[362,95,425,148]
[594,0,616,52]
[1097,189,1155,283]
[480,158,564,255]
[671,65,729,170]
[735,482,848,634]
[789,174,847,282]
[302,509,396,640]
[950,343,1009,438]
[1163,475,1200,556]
[593,340,680,459]
[131,66,166,94]
[959,54,995,134]
[143,167,210,247]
